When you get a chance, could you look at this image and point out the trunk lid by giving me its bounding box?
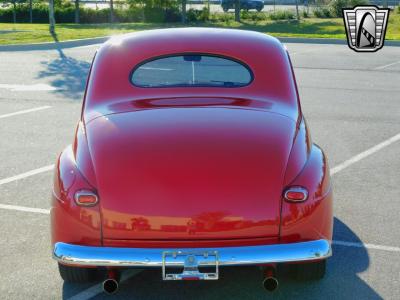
[86,105,296,240]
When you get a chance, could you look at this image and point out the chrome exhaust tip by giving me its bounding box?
[261,265,278,292]
[262,276,279,292]
[103,278,119,295]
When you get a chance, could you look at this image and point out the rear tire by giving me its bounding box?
[290,260,326,280]
[58,263,100,283]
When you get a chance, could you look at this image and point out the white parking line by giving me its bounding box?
[0,106,51,119]
[0,203,49,214]
[331,132,400,175]
[374,59,400,70]
[0,164,54,186]
[0,83,61,92]
[333,240,400,253]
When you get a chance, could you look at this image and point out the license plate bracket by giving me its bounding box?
[162,250,219,280]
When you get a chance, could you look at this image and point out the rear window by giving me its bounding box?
[131,54,253,88]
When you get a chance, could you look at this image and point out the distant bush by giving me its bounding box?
[302,9,309,18]
[238,10,268,21]
[330,0,369,17]
[313,7,333,18]
[329,0,347,17]
[209,12,234,23]
[322,7,332,17]
[200,7,211,21]
[186,7,210,23]
[313,8,324,18]
[269,10,295,20]
[114,7,145,23]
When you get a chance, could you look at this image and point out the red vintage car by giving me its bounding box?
[52,28,333,293]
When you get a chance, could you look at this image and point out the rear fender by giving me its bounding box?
[280,144,333,243]
[51,146,102,246]
[283,118,311,186]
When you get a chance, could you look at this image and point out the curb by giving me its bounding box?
[0,36,109,52]
[278,37,347,45]
[0,35,399,51]
[278,36,400,47]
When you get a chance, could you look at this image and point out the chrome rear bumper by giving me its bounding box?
[53,239,331,267]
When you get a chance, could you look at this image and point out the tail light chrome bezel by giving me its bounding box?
[283,186,308,203]
[74,190,99,207]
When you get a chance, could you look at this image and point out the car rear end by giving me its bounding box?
[51,28,333,291]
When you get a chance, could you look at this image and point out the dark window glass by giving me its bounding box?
[131,54,252,88]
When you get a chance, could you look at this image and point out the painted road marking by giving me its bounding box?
[0,203,49,214]
[67,269,142,300]
[333,240,400,253]
[374,59,400,70]
[331,132,400,175]
[0,164,54,186]
[0,106,51,119]
[0,83,61,92]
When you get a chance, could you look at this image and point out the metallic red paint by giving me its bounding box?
[51,28,332,251]
[281,145,333,243]
[51,147,101,246]
[87,107,296,240]
[83,28,299,123]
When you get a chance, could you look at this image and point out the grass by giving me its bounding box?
[0,11,399,45]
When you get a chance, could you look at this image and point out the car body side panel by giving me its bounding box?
[280,144,333,243]
[283,118,312,186]
[72,121,97,188]
[51,146,101,246]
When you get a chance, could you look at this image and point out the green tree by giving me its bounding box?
[29,0,32,23]
[235,0,240,22]
[181,0,186,23]
[11,0,16,23]
[75,0,79,23]
[49,0,55,34]
[110,0,114,23]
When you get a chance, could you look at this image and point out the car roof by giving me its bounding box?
[100,27,282,58]
[84,28,299,122]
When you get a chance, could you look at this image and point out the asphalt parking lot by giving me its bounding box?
[0,40,399,299]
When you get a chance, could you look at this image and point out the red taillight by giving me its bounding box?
[284,187,308,202]
[74,190,98,206]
